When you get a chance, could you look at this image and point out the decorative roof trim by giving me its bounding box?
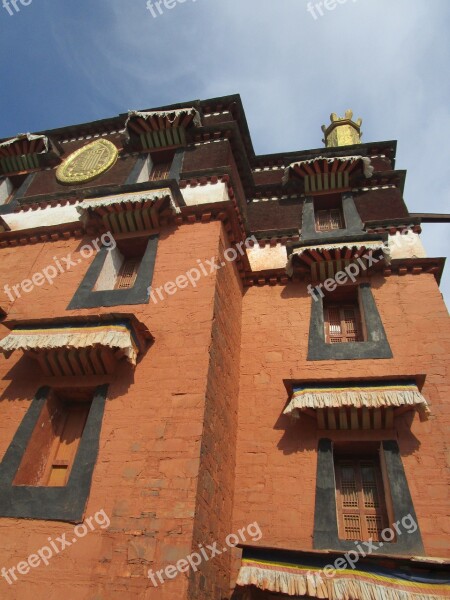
[286,241,389,276]
[283,155,374,185]
[0,133,61,176]
[0,133,50,153]
[77,189,180,235]
[126,108,202,132]
[78,188,180,215]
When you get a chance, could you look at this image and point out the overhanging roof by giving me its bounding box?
[77,188,180,233]
[0,133,61,175]
[282,155,374,186]
[286,240,389,277]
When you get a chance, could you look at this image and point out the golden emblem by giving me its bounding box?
[56,139,119,184]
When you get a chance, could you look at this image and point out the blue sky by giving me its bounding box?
[0,0,449,305]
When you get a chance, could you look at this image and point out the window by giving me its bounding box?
[114,257,140,289]
[313,439,423,554]
[0,385,107,522]
[94,238,146,293]
[68,234,158,309]
[13,389,92,488]
[313,195,345,233]
[149,150,174,181]
[325,304,362,343]
[315,208,344,232]
[308,283,392,361]
[150,160,171,181]
[335,456,389,541]
[323,287,363,344]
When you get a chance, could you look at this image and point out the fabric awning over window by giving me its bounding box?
[237,556,450,600]
[284,382,430,424]
[0,323,139,365]
[282,155,374,186]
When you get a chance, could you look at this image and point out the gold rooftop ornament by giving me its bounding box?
[56,139,119,184]
[322,110,363,148]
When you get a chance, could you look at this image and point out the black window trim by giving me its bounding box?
[308,282,393,361]
[313,438,424,555]
[68,234,158,309]
[0,385,107,522]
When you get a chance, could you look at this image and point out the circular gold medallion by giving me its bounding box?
[56,139,119,184]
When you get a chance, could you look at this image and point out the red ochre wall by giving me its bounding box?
[0,222,449,600]
[232,272,450,565]
[189,236,242,600]
[0,220,240,600]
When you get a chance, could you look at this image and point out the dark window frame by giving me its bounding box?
[0,385,107,522]
[313,438,424,555]
[301,193,365,244]
[308,283,392,361]
[68,234,158,309]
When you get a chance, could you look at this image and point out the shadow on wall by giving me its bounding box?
[0,353,137,404]
[275,411,318,455]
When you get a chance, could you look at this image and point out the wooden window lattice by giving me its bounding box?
[150,161,171,181]
[115,258,140,290]
[45,403,90,487]
[335,459,389,541]
[315,208,344,232]
[325,303,362,343]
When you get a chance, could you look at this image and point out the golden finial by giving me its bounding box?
[322,110,363,147]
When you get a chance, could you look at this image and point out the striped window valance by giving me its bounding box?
[0,322,145,376]
[237,556,450,600]
[283,382,430,428]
